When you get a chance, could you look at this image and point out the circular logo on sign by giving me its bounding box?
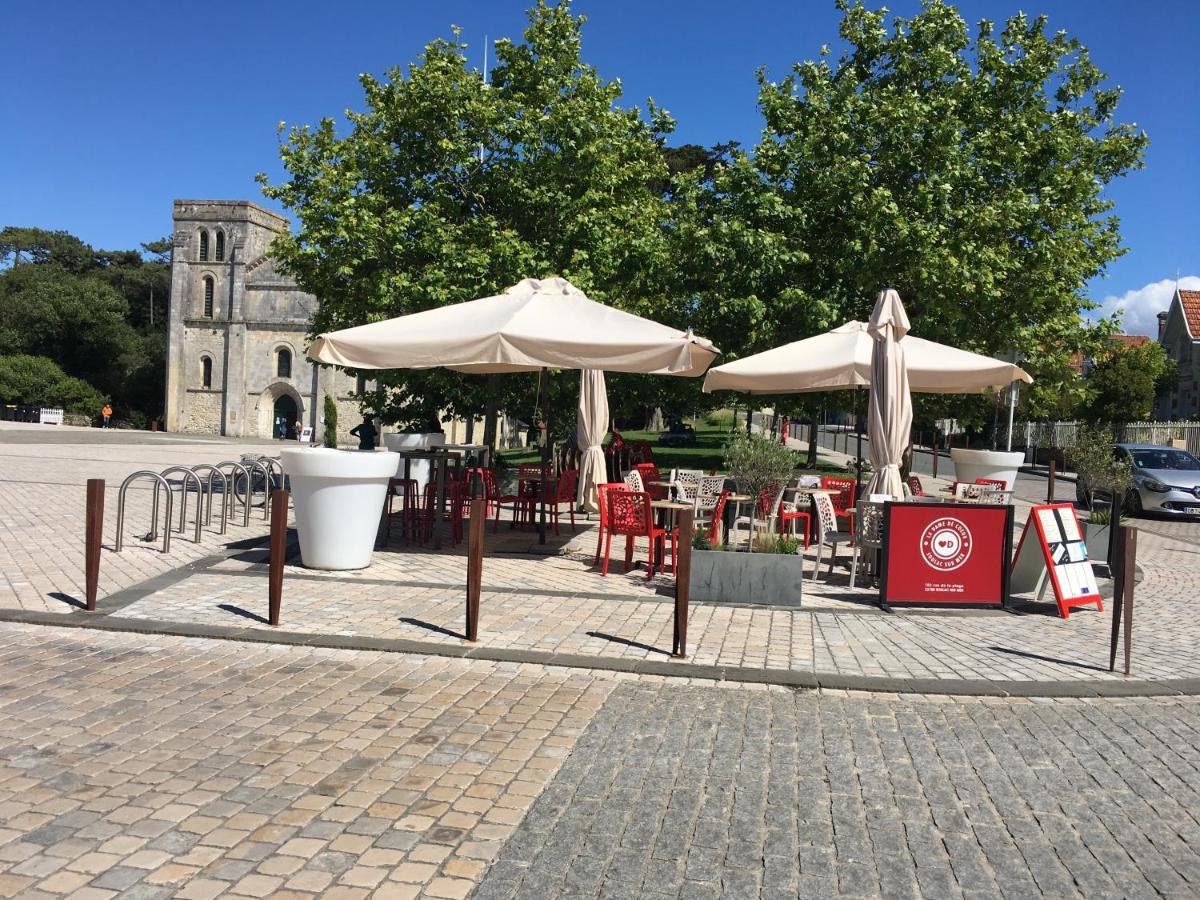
[920,517,973,571]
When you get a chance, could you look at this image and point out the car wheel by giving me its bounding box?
[1124,489,1143,517]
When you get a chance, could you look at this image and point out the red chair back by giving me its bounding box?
[974,477,1007,489]
[821,476,856,511]
[633,462,661,484]
[758,481,783,518]
[472,467,499,500]
[597,482,629,527]
[907,475,925,497]
[607,491,653,538]
[707,489,728,543]
[555,469,579,502]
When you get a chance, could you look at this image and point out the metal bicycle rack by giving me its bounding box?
[244,459,275,521]
[158,466,205,544]
[116,471,174,553]
[189,463,229,534]
[215,461,254,527]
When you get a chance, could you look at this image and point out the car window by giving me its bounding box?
[1130,449,1200,471]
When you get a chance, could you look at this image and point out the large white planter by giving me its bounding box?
[950,449,1024,491]
[382,432,445,493]
[280,448,399,570]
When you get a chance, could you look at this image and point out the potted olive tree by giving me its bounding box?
[1065,424,1132,563]
[690,433,805,606]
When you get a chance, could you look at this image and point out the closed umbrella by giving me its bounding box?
[576,370,609,513]
[865,290,912,498]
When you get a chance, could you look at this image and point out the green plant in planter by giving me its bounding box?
[723,432,799,552]
[692,527,713,551]
[323,394,338,448]
[1065,424,1132,510]
[1085,506,1126,526]
[752,533,803,554]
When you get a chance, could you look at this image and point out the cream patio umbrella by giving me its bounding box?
[865,289,912,499]
[575,370,609,513]
[702,311,1032,485]
[308,277,719,539]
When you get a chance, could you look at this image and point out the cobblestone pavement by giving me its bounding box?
[478,682,1200,900]
[0,622,615,899]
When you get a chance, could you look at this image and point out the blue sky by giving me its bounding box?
[3,0,1197,333]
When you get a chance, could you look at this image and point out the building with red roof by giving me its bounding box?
[1156,287,1200,418]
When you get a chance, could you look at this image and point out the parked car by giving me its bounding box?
[1077,443,1200,517]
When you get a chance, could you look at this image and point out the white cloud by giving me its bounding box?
[1091,276,1200,337]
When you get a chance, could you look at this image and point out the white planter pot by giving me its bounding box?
[382,432,445,492]
[280,448,399,570]
[950,449,1024,491]
[1084,521,1111,563]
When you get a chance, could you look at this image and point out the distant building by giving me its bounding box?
[1156,287,1200,419]
[1069,333,1151,377]
[164,200,361,438]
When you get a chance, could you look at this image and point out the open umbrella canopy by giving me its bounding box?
[701,321,1030,395]
[308,277,719,376]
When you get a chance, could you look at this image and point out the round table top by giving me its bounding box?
[651,500,693,510]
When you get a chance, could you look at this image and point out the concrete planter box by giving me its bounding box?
[281,448,399,570]
[950,449,1024,490]
[1084,521,1111,563]
[690,549,804,607]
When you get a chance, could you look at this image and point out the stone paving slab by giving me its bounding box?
[478,681,1200,900]
[0,622,620,899]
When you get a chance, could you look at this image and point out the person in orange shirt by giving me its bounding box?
[101,403,112,428]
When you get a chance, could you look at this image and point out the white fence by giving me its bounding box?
[1012,420,1200,456]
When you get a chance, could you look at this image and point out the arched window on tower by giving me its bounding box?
[201,356,213,389]
[215,230,225,261]
[202,276,214,317]
[277,348,292,379]
[198,230,209,261]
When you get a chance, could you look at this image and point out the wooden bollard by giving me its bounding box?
[466,499,485,642]
[931,441,939,480]
[268,488,288,626]
[1109,525,1137,675]
[672,509,693,658]
[1047,459,1057,503]
[85,479,104,611]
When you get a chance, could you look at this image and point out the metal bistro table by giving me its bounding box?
[517,470,559,536]
[391,447,468,549]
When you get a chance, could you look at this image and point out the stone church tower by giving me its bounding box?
[164,200,361,439]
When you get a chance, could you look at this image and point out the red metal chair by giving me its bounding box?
[820,476,856,528]
[601,490,676,580]
[907,474,926,497]
[705,490,729,544]
[386,477,419,541]
[595,482,631,564]
[517,463,550,528]
[549,469,579,535]
[778,495,811,549]
[476,467,526,533]
[633,462,668,500]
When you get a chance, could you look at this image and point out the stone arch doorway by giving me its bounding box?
[273,394,298,439]
[257,383,305,439]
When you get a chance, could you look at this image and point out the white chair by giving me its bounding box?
[796,474,821,489]
[850,500,886,588]
[730,482,787,547]
[810,492,855,582]
[670,468,703,504]
[624,469,645,493]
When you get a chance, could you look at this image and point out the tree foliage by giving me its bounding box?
[1083,341,1174,425]
[0,226,168,420]
[0,355,104,414]
[260,0,679,430]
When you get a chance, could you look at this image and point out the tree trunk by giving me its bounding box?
[807,417,819,468]
[646,406,665,432]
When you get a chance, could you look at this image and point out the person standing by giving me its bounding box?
[349,414,378,451]
[101,403,112,428]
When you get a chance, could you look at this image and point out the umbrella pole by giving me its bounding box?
[539,367,549,545]
[855,387,863,489]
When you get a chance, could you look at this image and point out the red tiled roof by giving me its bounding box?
[1111,334,1151,350]
[1180,289,1200,340]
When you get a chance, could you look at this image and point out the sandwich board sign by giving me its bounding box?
[298,426,314,444]
[1010,503,1102,618]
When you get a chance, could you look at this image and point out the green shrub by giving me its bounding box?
[323,394,338,448]
[0,354,104,415]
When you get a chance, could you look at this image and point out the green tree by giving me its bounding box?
[0,355,104,414]
[1084,341,1174,425]
[259,1,679,431]
[684,0,1146,417]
